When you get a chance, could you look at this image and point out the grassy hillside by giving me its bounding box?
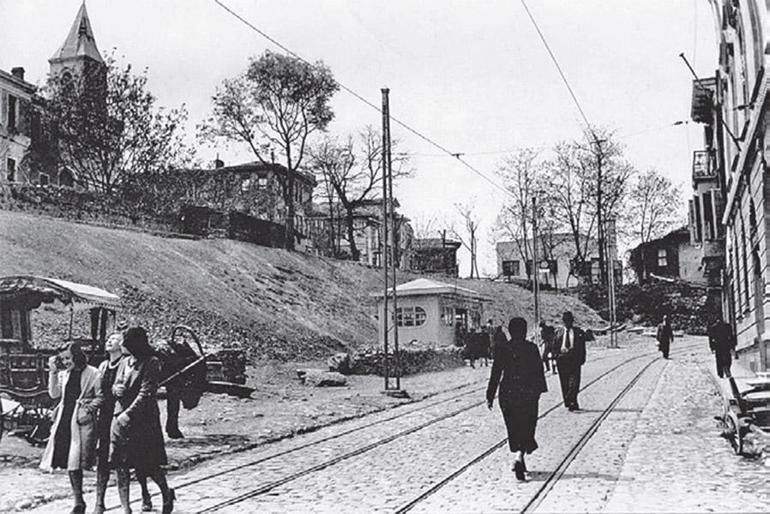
[0,211,603,361]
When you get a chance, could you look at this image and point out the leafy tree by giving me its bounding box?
[201,50,339,250]
[26,56,191,194]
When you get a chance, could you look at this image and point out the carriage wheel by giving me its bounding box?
[724,415,744,455]
[25,408,51,447]
[171,325,205,356]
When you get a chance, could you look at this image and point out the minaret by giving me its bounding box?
[49,2,106,91]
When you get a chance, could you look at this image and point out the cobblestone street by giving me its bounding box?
[16,336,770,513]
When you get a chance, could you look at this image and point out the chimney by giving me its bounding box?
[11,67,25,81]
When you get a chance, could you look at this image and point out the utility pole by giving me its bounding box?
[594,137,607,287]
[381,88,405,396]
[381,88,390,391]
[605,218,618,348]
[386,91,400,391]
[532,196,540,346]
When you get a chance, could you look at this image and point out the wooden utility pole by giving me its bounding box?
[532,196,540,346]
[385,88,400,390]
[605,218,618,348]
[381,88,390,390]
[595,137,607,288]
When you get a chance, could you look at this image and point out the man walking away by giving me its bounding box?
[656,315,674,359]
[709,320,737,378]
[554,311,586,411]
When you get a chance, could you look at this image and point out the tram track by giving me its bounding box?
[188,343,694,513]
[396,342,699,514]
[100,345,628,512]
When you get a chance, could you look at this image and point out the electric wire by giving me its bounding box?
[518,0,595,139]
[212,0,515,200]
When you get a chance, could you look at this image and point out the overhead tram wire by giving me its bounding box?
[212,0,515,201]
[518,0,596,140]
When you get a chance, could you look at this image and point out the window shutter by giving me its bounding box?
[688,199,697,243]
[712,189,725,238]
[703,191,715,240]
[0,92,6,127]
[693,195,703,243]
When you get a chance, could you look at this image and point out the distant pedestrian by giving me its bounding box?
[111,327,175,513]
[656,315,674,360]
[485,319,496,360]
[539,321,556,373]
[708,320,737,378]
[40,343,102,514]
[554,311,587,411]
[487,317,547,481]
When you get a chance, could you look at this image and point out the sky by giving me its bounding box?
[0,0,719,276]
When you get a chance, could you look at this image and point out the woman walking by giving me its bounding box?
[656,315,674,359]
[486,317,547,481]
[111,326,175,513]
[40,343,103,514]
[92,332,125,514]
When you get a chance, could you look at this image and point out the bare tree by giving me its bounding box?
[626,168,683,244]
[414,214,447,241]
[200,50,339,250]
[308,126,411,260]
[450,201,481,278]
[544,128,635,285]
[493,148,558,281]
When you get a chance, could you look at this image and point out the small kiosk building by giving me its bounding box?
[372,278,491,347]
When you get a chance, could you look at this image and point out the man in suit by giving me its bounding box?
[708,320,736,378]
[554,311,586,411]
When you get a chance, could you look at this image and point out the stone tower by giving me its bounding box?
[48,2,106,93]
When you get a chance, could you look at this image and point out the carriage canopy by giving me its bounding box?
[0,276,121,310]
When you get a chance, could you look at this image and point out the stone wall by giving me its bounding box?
[0,183,188,237]
[348,347,465,376]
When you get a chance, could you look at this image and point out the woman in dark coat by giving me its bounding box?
[111,327,175,513]
[486,317,547,481]
[656,315,674,359]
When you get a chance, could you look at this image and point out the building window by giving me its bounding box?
[257,176,268,189]
[441,306,454,326]
[6,158,16,182]
[7,94,17,131]
[502,260,520,277]
[241,178,251,192]
[38,173,49,186]
[657,248,668,268]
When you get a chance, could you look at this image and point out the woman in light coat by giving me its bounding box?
[40,342,103,514]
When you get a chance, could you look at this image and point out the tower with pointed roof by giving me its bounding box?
[49,2,106,95]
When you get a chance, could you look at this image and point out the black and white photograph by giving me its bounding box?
[1,1,770,512]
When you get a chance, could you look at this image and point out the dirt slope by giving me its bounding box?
[0,210,603,361]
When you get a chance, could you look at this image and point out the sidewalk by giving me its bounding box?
[701,348,770,461]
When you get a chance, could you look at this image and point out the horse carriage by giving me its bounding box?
[0,275,251,446]
[721,373,770,456]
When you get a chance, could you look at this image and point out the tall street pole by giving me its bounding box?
[606,218,618,348]
[381,88,390,390]
[595,138,607,288]
[532,196,540,345]
[385,89,400,391]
